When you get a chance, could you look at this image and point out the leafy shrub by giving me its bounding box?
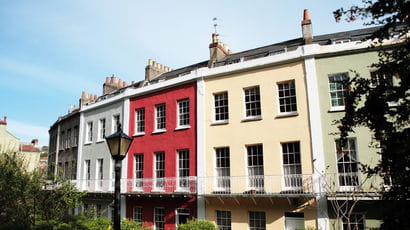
[176,219,218,230]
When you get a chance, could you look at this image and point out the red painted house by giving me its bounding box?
[126,81,197,230]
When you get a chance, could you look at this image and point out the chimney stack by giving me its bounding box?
[79,91,98,106]
[301,9,313,44]
[208,33,232,67]
[145,59,173,81]
[31,139,39,147]
[103,74,128,95]
[0,116,7,126]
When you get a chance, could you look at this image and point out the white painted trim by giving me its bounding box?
[77,112,85,190]
[304,55,328,230]
[196,78,206,219]
[80,41,377,114]
[122,98,130,190]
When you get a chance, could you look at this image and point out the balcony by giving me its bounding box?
[46,174,314,197]
[124,176,197,194]
[198,174,314,197]
[324,173,384,199]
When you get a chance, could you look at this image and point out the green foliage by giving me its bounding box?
[0,151,85,229]
[121,218,150,230]
[335,0,409,229]
[176,219,219,230]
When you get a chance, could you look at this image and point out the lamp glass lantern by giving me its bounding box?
[105,127,133,161]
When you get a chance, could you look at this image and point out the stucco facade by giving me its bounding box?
[315,50,384,229]
[79,99,127,219]
[202,61,317,229]
[126,82,197,229]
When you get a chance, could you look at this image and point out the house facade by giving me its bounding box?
[126,80,198,229]
[77,79,130,219]
[46,9,398,230]
[49,109,80,180]
[315,49,386,230]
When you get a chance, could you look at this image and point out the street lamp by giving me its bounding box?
[105,124,132,230]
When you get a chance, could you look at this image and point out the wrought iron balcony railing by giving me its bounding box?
[198,174,314,196]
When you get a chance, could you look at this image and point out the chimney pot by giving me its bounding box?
[148,59,153,66]
[131,81,135,85]
[105,77,110,84]
[302,9,312,25]
[82,91,86,99]
[3,116,6,123]
[123,82,126,87]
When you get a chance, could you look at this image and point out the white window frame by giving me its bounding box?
[335,138,360,191]
[64,161,69,179]
[246,145,264,191]
[154,207,165,230]
[96,158,103,190]
[84,160,91,189]
[155,104,166,132]
[215,147,231,192]
[135,108,145,135]
[154,152,165,191]
[60,131,65,149]
[243,86,261,119]
[214,92,229,123]
[176,208,190,226]
[248,211,266,230]
[133,206,142,222]
[71,160,76,180]
[98,118,106,141]
[328,73,348,111]
[73,126,79,146]
[216,210,232,230]
[134,154,144,191]
[370,70,397,106]
[284,212,305,230]
[86,121,93,144]
[277,80,297,115]
[177,99,190,129]
[177,149,189,191]
[112,114,120,134]
[281,142,303,190]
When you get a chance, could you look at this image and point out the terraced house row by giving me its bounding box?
[48,10,399,230]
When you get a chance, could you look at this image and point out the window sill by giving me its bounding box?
[84,142,92,146]
[96,140,105,144]
[133,132,145,137]
[151,189,165,193]
[211,120,229,126]
[241,116,262,122]
[175,126,190,131]
[151,130,166,134]
[276,112,298,119]
[328,107,345,113]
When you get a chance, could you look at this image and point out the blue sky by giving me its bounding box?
[0,0,366,147]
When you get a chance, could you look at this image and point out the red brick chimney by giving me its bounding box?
[301,9,313,44]
[0,116,6,125]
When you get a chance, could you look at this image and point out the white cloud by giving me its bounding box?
[6,119,49,147]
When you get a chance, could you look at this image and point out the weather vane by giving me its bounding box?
[213,17,218,34]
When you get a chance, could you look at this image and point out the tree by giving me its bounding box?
[0,152,84,229]
[334,0,409,229]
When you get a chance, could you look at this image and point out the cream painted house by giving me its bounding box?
[201,60,317,230]
[0,116,19,153]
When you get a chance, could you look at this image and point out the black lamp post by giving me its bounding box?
[105,124,132,230]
